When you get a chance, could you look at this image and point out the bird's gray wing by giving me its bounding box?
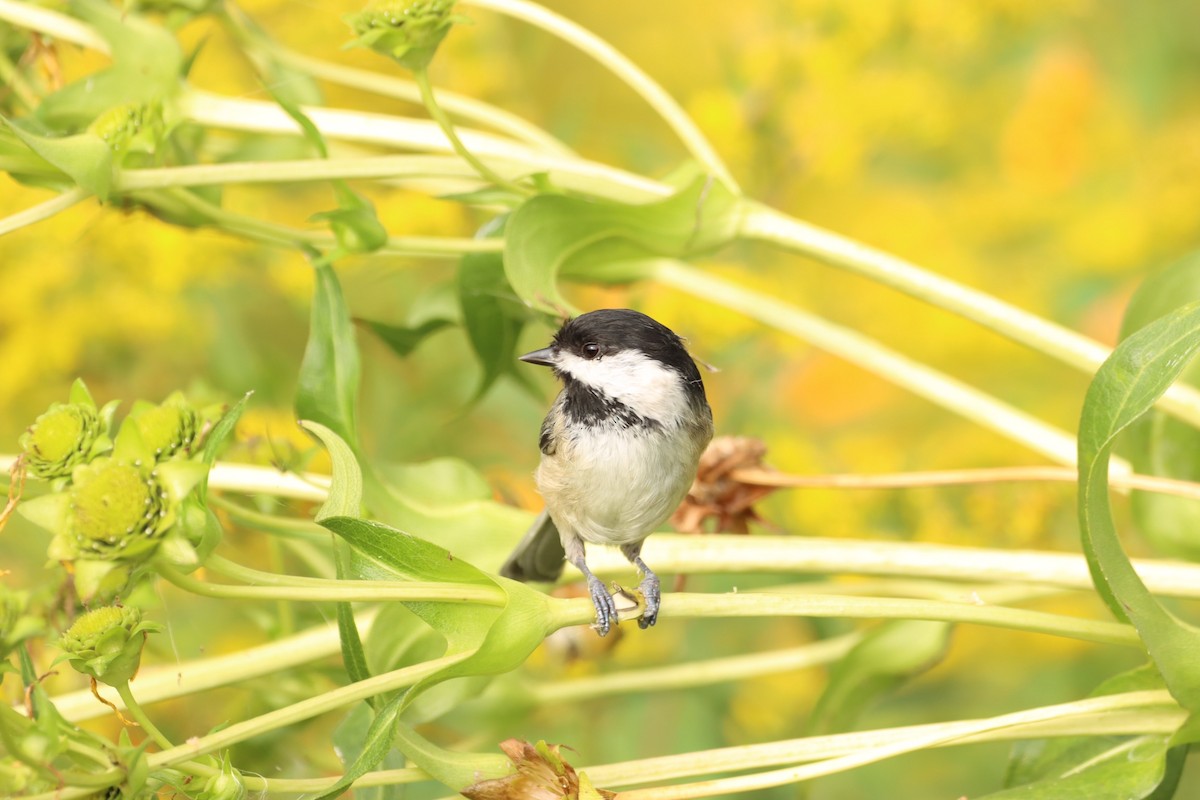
[499,509,566,582]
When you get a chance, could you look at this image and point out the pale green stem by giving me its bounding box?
[114,682,175,751]
[0,0,107,50]
[592,690,1178,792]
[0,48,38,111]
[529,633,862,705]
[208,494,328,538]
[655,259,1125,473]
[48,611,377,723]
[413,66,531,195]
[463,0,737,189]
[152,186,499,257]
[115,151,666,203]
[146,653,462,767]
[274,48,571,154]
[0,187,89,237]
[581,534,1200,599]
[184,761,430,794]
[740,202,1200,429]
[547,592,1139,647]
[158,563,506,604]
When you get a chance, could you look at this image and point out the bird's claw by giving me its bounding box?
[637,572,661,629]
[586,574,619,637]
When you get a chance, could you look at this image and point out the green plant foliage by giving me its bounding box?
[503,174,744,311]
[297,262,362,448]
[1078,301,1200,721]
[1120,253,1200,561]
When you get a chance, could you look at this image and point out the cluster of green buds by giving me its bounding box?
[19,381,117,483]
[18,382,219,602]
[344,0,465,70]
[87,100,168,156]
[57,605,162,687]
[196,753,248,800]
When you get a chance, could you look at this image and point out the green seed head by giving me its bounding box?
[58,605,159,686]
[20,403,106,479]
[69,459,168,560]
[88,101,165,155]
[345,0,461,70]
[130,401,200,461]
[197,756,248,800]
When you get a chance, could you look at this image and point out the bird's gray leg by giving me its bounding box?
[620,541,660,629]
[564,532,618,636]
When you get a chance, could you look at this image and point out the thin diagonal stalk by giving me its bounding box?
[741,202,1200,429]
[463,0,737,189]
[0,187,89,236]
[655,260,1112,472]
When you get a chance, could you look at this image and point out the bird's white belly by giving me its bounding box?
[536,426,699,547]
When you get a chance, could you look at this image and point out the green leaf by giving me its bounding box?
[316,515,547,797]
[504,175,743,311]
[198,392,250,501]
[983,737,1174,800]
[36,0,182,129]
[1077,300,1200,717]
[0,119,113,199]
[297,262,361,448]
[300,421,362,521]
[363,317,455,357]
[807,620,950,737]
[377,458,492,511]
[1119,253,1200,561]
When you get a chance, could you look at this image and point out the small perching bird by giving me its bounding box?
[500,309,714,636]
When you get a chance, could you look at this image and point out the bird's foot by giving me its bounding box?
[636,571,661,629]
[586,573,619,637]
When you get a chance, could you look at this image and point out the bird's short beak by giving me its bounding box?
[519,346,557,367]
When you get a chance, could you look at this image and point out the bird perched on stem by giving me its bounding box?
[500,309,714,636]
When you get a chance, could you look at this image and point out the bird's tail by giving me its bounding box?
[499,510,566,582]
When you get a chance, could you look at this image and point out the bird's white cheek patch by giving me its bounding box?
[556,350,692,424]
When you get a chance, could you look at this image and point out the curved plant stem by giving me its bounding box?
[114,682,174,751]
[183,761,430,794]
[412,66,531,195]
[146,654,462,766]
[740,202,1200,429]
[157,563,506,604]
[0,0,106,50]
[655,260,1110,472]
[547,592,1139,647]
[529,633,862,705]
[0,187,89,237]
[603,690,1177,796]
[583,534,1200,598]
[463,0,737,190]
[208,494,328,537]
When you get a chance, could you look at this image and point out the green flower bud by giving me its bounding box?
[0,757,38,795]
[20,402,111,480]
[345,0,463,70]
[128,396,201,462]
[68,458,171,560]
[197,755,247,800]
[58,605,161,686]
[88,101,165,155]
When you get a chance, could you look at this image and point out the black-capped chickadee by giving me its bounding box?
[500,309,714,636]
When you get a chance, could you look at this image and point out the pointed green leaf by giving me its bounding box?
[363,317,455,357]
[1078,300,1200,717]
[982,737,1174,800]
[297,262,361,447]
[300,421,362,521]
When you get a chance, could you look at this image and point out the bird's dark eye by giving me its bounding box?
[582,343,601,359]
